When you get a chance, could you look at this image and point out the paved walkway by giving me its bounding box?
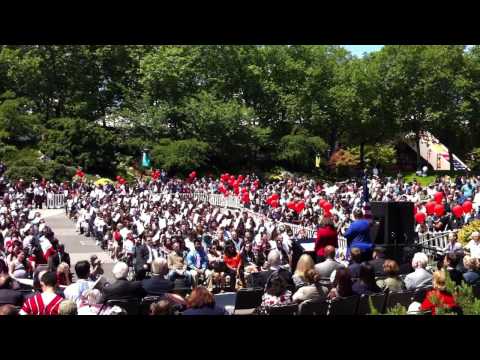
[40,209,115,282]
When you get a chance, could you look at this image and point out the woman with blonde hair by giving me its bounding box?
[420,270,458,315]
[293,254,315,289]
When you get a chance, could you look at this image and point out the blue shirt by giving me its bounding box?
[186,249,208,270]
[344,219,373,251]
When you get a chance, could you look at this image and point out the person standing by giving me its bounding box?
[314,217,338,262]
[343,209,373,262]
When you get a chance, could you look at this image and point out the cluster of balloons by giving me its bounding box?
[318,199,333,217]
[151,169,161,180]
[116,175,126,185]
[218,173,258,199]
[266,193,280,208]
[74,169,85,178]
[414,193,474,224]
[286,200,305,214]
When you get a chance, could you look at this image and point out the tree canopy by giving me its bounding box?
[0,45,478,179]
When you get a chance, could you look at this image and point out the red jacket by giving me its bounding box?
[421,290,457,315]
[315,225,338,257]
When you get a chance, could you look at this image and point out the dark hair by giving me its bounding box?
[187,287,215,309]
[150,300,174,315]
[40,271,57,288]
[359,263,378,289]
[266,275,288,297]
[350,248,362,264]
[333,268,353,297]
[445,253,459,268]
[75,260,91,280]
[224,242,237,258]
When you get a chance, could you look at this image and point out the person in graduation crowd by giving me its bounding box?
[344,209,373,262]
[101,262,146,301]
[2,170,480,315]
[142,258,174,296]
[19,271,64,315]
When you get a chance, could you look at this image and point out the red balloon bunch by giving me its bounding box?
[434,191,444,204]
[415,212,426,224]
[462,200,473,214]
[189,171,197,179]
[425,201,436,216]
[75,169,85,178]
[434,204,445,217]
[151,169,161,180]
[452,205,464,218]
[241,192,250,204]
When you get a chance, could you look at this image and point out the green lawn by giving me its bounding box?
[403,172,437,186]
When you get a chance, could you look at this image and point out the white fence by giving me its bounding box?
[46,194,65,209]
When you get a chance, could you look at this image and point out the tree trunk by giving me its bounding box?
[415,131,421,170]
[360,142,365,169]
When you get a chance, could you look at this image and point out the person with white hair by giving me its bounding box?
[465,231,480,259]
[101,262,146,302]
[248,249,294,289]
[404,252,433,290]
[141,258,174,296]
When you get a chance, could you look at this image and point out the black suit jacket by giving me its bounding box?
[102,279,146,301]
[369,258,386,276]
[141,276,174,296]
[0,289,24,306]
[134,245,149,272]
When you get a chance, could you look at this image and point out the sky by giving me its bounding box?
[343,45,383,57]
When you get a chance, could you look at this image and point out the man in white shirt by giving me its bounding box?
[64,260,95,303]
[466,231,480,259]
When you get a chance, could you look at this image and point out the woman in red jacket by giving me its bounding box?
[421,270,458,315]
[315,217,338,262]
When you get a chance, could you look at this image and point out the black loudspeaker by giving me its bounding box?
[369,202,415,262]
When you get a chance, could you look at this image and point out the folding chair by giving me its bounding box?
[385,290,416,311]
[329,295,359,316]
[356,293,387,315]
[266,303,298,315]
[100,298,141,315]
[298,299,329,315]
[234,287,264,315]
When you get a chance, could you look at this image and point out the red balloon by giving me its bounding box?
[324,210,332,218]
[434,204,445,217]
[116,176,121,180]
[322,202,333,212]
[462,201,473,213]
[434,192,444,204]
[295,201,305,214]
[415,212,426,224]
[318,199,327,208]
[452,205,464,218]
[238,175,244,182]
[426,201,436,216]
[191,171,197,178]
[230,175,235,181]
[242,193,250,204]
[287,201,295,210]
[271,199,279,208]
[271,193,279,200]
[233,187,239,195]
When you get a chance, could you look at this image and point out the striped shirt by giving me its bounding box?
[20,292,64,315]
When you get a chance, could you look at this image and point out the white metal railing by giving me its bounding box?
[46,193,65,209]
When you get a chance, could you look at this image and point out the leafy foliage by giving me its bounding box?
[151,138,210,175]
[457,220,480,245]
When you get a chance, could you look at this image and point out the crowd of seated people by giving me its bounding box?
[1,168,480,316]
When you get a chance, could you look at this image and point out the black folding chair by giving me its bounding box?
[266,303,298,315]
[100,298,141,315]
[298,299,329,315]
[356,293,387,315]
[385,290,416,311]
[234,287,264,314]
[329,295,359,316]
